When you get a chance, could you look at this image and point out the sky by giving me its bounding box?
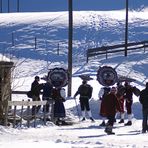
[1,0,148,12]
[0,4,148,148]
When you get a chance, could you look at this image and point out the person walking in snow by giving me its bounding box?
[98,86,111,126]
[103,87,121,135]
[139,82,148,133]
[31,76,43,116]
[74,80,94,122]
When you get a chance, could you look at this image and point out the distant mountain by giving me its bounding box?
[1,0,148,13]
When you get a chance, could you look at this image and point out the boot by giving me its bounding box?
[125,114,132,126]
[104,125,115,135]
[81,117,86,121]
[99,121,106,126]
[87,110,94,122]
[119,113,124,123]
[118,119,124,123]
[90,117,95,122]
[124,121,132,126]
[81,111,85,120]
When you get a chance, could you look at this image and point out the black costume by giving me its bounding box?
[139,82,148,133]
[31,76,43,116]
[74,80,94,121]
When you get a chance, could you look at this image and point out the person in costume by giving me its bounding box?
[104,87,121,135]
[74,80,94,122]
[51,87,68,125]
[98,86,111,126]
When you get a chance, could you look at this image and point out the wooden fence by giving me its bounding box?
[87,40,148,62]
[1,91,55,128]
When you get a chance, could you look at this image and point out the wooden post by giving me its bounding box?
[57,43,59,55]
[27,99,30,128]
[4,101,8,126]
[0,0,2,13]
[8,0,10,13]
[20,100,24,127]
[17,0,19,12]
[12,32,14,46]
[13,105,17,128]
[68,0,73,97]
[43,104,47,125]
[35,37,37,49]
[125,0,128,57]
[33,106,37,128]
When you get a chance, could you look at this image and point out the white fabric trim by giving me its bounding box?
[60,88,66,98]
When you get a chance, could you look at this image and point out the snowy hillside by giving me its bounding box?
[0,9,148,148]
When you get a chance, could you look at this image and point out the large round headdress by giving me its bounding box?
[97,66,118,86]
[48,68,69,88]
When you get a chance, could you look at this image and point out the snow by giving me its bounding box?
[0,8,148,148]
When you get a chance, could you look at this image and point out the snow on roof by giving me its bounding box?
[0,54,10,62]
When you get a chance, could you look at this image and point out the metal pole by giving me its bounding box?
[68,0,73,97]
[125,0,128,57]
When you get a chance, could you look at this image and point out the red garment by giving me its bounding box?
[117,96,124,113]
[103,93,121,116]
[99,100,107,117]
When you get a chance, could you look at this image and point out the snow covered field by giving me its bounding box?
[0,8,148,148]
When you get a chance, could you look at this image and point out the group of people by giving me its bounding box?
[98,81,148,134]
[29,75,148,134]
[30,76,67,125]
[98,81,137,134]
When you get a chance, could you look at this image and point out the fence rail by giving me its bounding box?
[1,96,54,128]
[87,40,148,62]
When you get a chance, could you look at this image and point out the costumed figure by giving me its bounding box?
[103,87,121,135]
[51,87,67,125]
[139,82,148,133]
[98,86,111,126]
[74,78,94,122]
[96,66,118,127]
[48,67,69,125]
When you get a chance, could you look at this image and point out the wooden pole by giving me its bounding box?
[125,0,128,57]
[68,0,73,97]
[0,0,2,13]
[17,0,19,12]
[8,0,10,13]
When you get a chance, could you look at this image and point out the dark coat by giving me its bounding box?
[99,87,111,117]
[103,92,121,116]
[139,87,148,109]
[42,82,53,100]
[31,80,43,97]
[74,84,93,99]
[52,88,66,118]
[124,85,134,101]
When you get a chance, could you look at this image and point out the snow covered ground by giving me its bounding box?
[0,8,148,148]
